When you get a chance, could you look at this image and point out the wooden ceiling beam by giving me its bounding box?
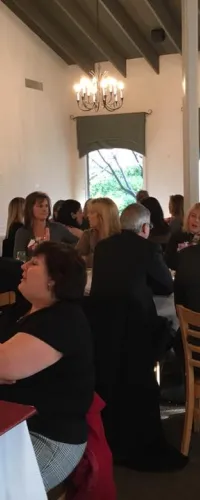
[54,0,127,77]
[2,0,95,73]
[101,0,159,74]
[144,0,182,53]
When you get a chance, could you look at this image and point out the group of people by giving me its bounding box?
[1,187,200,493]
[2,189,187,270]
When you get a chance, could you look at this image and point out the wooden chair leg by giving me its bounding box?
[194,392,200,432]
[181,380,194,456]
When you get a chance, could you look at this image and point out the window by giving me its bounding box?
[87,148,144,212]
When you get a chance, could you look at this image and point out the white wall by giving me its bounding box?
[67,55,185,215]
[0,3,73,234]
[1,0,199,230]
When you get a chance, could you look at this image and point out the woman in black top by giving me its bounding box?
[141,197,170,251]
[168,194,184,234]
[52,199,64,222]
[165,202,200,270]
[0,241,94,492]
[2,197,25,257]
[57,199,84,239]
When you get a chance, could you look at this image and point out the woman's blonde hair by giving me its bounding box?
[83,198,92,219]
[183,202,200,232]
[90,197,120,239]
[6,197,25,237]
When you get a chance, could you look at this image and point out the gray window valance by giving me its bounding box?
[76,112,146,158]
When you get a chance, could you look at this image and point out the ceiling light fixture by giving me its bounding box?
[73,0,124,112]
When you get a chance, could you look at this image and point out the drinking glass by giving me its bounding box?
[16,251,27,263]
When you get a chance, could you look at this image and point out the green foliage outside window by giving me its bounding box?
[88,148,144,212]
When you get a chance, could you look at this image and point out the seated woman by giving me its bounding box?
[0,241,94,492]
[167,194,184,234]
[2,197,25,257]
[13,191,77,258]
[165,202,200,271]
[57,199,83,239]
[141,196,171,250]
[76,197,121,268]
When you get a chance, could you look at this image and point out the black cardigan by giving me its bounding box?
[165,231,194,271]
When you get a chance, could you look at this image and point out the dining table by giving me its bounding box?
[0,419,47,500]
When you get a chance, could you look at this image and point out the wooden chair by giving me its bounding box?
[177,305,200,456]
[0,291,15,307]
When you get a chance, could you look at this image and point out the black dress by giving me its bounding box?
[165,231,194,270]
[2,222,23,257]
[82,295,188,472]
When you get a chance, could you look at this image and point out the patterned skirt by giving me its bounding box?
[30,431,86,492]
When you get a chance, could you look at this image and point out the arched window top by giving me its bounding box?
[76,113,146,158]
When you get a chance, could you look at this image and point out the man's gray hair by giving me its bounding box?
[120,203,150,233]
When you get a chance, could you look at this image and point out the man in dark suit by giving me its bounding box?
[174,244,200,312]
[91,203,173,315]
[86,204,186,471]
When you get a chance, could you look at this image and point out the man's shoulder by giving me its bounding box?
[96,230,148,253]
[146,239,162,254]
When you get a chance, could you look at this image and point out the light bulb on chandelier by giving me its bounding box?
[73,64,124,112]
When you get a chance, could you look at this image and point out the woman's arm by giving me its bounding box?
[55,222,78,245]
[0,333,62,380]
[76,231,91,256]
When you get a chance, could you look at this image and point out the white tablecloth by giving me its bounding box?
[85,269,92,296]
[0,422,47,500]
[154,293,179,331]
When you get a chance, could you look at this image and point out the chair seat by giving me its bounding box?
[47,481,67,500]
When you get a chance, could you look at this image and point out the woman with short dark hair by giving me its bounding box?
[0,241,94,492]
[141,196,170,250]
[13,192,77,258]
[57,199,83,239]
[52,199,64,222]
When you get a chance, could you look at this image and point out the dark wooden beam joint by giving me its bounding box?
[144,0,182,53]
[54,0,127,77]
[101,0,159,74]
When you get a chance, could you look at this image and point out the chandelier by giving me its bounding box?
[73,0,124,112]
[73,64,124,112]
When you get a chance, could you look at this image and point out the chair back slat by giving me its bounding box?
[190,359,200,369]
[188,329,200,340]
[188,343,200,355]
[177,305,200,455]
[177,306,200,360]
[178,307,200,329]
[0,292,15,307]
